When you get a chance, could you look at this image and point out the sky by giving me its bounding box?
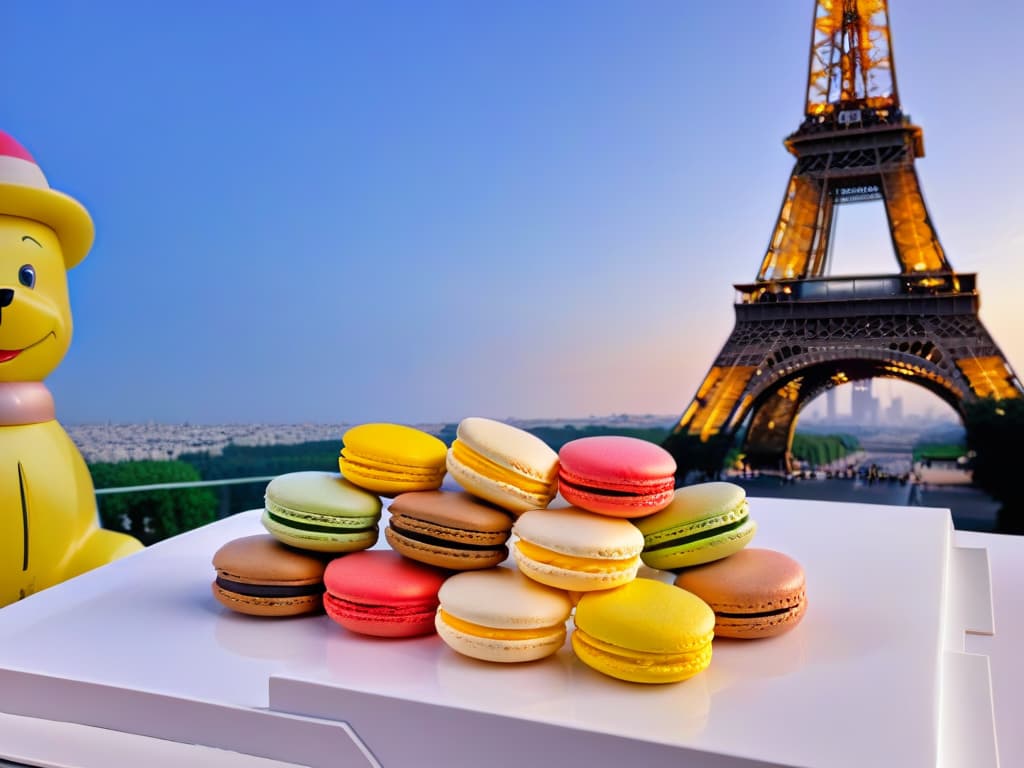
[4,1,1023,425]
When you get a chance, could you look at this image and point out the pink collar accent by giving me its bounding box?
[0,382,55,425]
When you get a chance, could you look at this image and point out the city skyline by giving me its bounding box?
[6,1,1022,426]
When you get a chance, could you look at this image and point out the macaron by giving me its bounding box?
[262,471,382,553]
[634,482,756,569]
[385,490,513,570]
[674,548,807,639]
[446,417,559,514]
[323,550,448,638]
[512,507,645,592]
[339,423,448,494]
[558,436,676,517]
[435,568,573,663]
[573,578,715,684]
[211,535,327,617]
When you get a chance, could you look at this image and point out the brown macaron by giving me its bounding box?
[385,490,513,570]
[673,548,807,639]
[212,534,328,617]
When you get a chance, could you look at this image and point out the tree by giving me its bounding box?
[89,461,219,546]
[963,398,1024,533]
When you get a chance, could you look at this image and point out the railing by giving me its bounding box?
[735,273,976,306]
[94,475,277,496]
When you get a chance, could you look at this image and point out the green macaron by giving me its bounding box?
[633,481,756,569]
[262,471,382,553]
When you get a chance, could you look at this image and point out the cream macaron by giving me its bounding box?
[512,507,645,592]
[446,417,559,514]
[436,567,573,663]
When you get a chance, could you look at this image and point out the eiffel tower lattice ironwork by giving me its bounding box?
[665,0,1021,473]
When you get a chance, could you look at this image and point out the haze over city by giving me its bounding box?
[7,1,1022,426]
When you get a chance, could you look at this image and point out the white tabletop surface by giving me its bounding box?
[0,499,1016,768]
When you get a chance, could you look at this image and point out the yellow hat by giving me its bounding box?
[0,130,94,269]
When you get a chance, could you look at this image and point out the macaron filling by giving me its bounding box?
[514,540,639,575]
[558,471,675,498]
[643,511,752,551]
[340,451,446,481]
[215,577,324,599]
[450,441,554,495]
[572,628,713,673]
[388,524,507,552]
[265,511,377,533]
[716,601,803,620]
[437,610,560,641]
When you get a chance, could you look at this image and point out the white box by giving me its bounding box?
[0,499,996,767]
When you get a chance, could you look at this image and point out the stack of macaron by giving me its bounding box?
[209,417,806,684]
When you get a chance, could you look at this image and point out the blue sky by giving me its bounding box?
[5,1,1023,424]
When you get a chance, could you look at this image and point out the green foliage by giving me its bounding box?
[912,443,966,463]
[963,398,1024,533]
[661,431,735,479]
[790,433,861,468]
[90,461,218,546]
[179,441,340,514]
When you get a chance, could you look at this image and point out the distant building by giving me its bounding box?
[886,396,904,424]
[826,388,836,422]
[851,381,879,424]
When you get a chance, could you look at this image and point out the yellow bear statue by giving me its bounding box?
[0,130,141,607]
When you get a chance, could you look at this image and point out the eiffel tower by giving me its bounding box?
[665,0,1021,474]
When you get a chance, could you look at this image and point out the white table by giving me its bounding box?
[0,499,1014,767]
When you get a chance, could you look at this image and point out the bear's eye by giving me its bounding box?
[18,264,36,289]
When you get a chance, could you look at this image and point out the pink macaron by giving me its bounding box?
[558,436,677,518]
[323,550,448,638]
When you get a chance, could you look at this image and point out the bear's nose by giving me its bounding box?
[0,289,12,308]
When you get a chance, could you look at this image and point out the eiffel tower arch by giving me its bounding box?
[665,0,1021,474]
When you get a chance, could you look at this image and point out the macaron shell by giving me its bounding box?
[340,423,448,494]
[445,448,554,512]
[435,568,572,662]
[264,471,382,520]
[513,507,645,559]
[713,598,807,639]
[212,535,326,586]
[557,436,676,516]
[558,436,677,490]
[211,535,327,617]
[572,628,712,684]
[559,483,674,518]
[455,417,559,485]
[446,417,559,512]
[384,526,508,570]
[261,510,380,553]
[435,612,566,662]
[640,516,757,570]
[337,458,445,494]
[324,592,437,637]
[212,583,323,618]
[674,548,807,639]
[438,568,573,630]
[323,550,448,637]
[574,578,715,654]
[387,511,509,547]
[634,482,747,542]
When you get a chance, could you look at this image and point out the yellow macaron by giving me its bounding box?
[339,423,447,494]
[573,578,715,684]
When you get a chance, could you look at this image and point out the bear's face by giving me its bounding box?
[0,214,72,382]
